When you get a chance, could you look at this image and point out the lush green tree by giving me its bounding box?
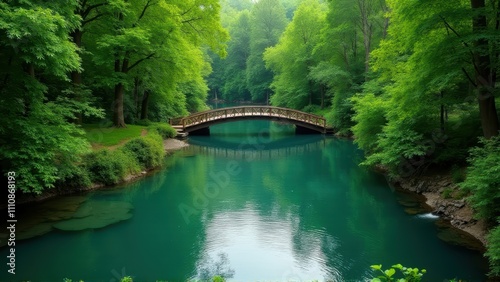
[86,0,228,127]
[246,0,288,103]
[221,10,252,101]
[264,0,327,109]
[0,0,102,193]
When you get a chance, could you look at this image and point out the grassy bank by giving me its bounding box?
[57,123,177,189]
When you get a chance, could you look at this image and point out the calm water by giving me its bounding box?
[0,120,488,281]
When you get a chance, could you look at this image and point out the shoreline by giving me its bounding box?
[0,138,189,209]
[392,172,488,246]
[3,136,488,248]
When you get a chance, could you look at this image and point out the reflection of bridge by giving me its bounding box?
[170,106,333,136]
[186,137,327,160]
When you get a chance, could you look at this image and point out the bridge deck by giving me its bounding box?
[170,106,330,135]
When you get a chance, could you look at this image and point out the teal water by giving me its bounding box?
[0,120,488,281]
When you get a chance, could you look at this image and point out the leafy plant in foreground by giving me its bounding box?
[370,264,426,282]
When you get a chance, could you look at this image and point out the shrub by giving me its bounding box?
[486,223,500,277]
[148,123,177,139]
[442,187,453,199]
[351,93,387,153]
[122,133,165,170]
[55,164,91,189]
[83,149,139,185]
[460,136,500,221]
[136,119,152,126]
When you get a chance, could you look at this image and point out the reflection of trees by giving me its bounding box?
[195,252,235,280]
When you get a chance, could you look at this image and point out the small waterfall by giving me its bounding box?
[416,213,439,219]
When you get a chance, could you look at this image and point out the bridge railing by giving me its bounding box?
[173,106,326,129]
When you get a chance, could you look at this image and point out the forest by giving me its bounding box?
[209,0,500,275]
[0,0,500,278]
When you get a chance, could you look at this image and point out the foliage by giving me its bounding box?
[486,223,500,276]
[351,93,387,153]
[0,0,102,193]
[148,123,177,139]
[265,0,327,110]
[122,133,165,170]
[246,0,288,103]
[460,137,500,221]
[83,149,140,186]
[370,264,426,282]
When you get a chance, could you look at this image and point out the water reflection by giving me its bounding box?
[0,120,488,281]
[199,206,347,281]
[194,252,235,280]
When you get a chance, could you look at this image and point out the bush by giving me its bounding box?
[351,93,388,153]
[122,133,165,170]
[328,91,354,135]
[486,223,500,277]
[460,136,500,221]
[136,119,152,126]
[148,123,177,139]
[83,149,139,185]
[55,164,91,189]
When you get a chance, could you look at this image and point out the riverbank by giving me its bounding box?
[1,138,189,209]
[392,171,488,246]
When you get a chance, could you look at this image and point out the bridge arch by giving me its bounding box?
[169,106,331,136]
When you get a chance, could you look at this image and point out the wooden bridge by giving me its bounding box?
[169,106,332,136]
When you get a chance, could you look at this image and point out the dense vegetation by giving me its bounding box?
[1,0,500,278]
[0,0,228,193]
[209,0,500,276]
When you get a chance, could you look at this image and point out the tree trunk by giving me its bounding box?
[133,77,140,119]
[71,29,83,124]
[440,91,445,134]
[358,0,372,73]
[320,84,325,109]
[471,0,499,138]
[140,90,150,120]
[114,82,126,127]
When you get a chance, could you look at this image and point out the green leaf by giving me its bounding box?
[384,268,396,277]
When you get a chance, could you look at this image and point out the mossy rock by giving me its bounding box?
[53,201,133,231]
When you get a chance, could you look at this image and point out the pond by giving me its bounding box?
[0,120,488,281]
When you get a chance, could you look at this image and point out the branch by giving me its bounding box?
[82,13,105,26]
[462,67,478,87]
[136,0,155,23]
[127,52,156,72]
[440,15,482,81]
[82,2,107,18]
[182,17,203,24]
[179,4,196,17]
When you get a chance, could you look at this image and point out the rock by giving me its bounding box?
[53,201,133,231]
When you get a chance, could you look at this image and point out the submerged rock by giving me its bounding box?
[53,201,133,231]
[435,220,485,251]
[0,195,89,247]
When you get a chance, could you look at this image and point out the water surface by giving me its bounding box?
[0,120,488,281]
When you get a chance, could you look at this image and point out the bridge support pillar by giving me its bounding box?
[190,127,210,136]
[295,125,321,135]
